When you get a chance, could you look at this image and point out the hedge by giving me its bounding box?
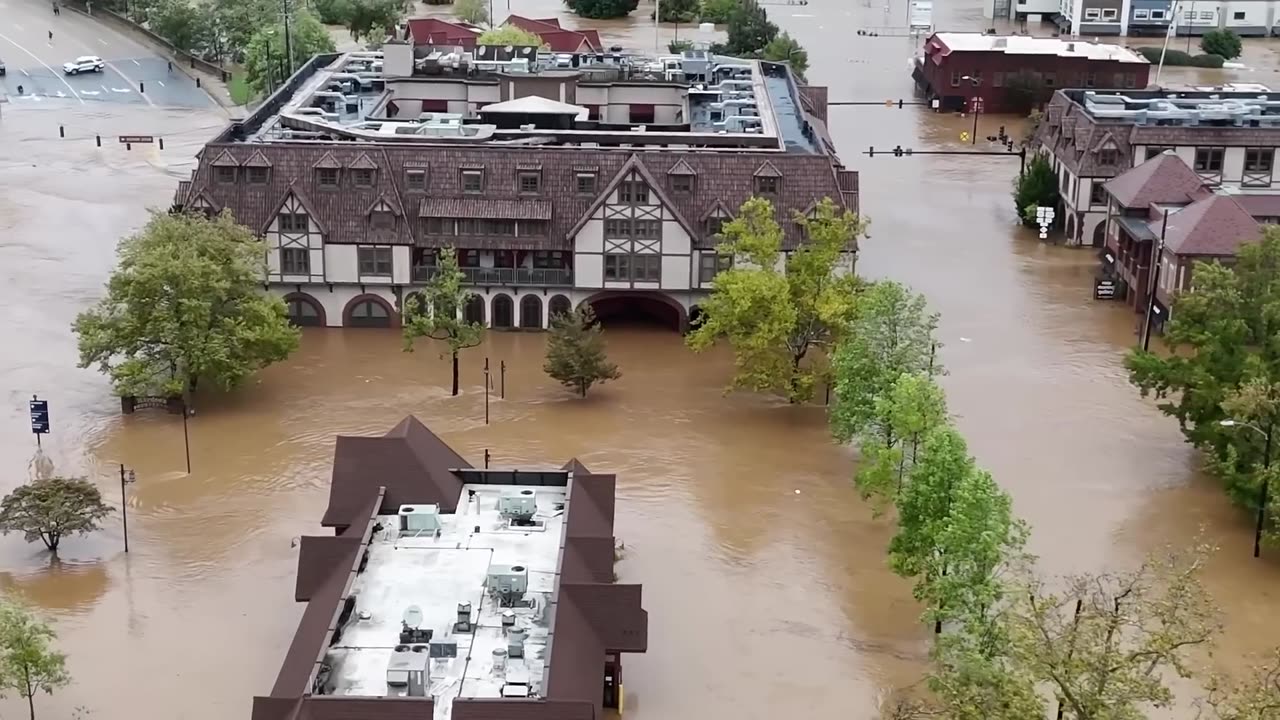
[1136,47,1226,68]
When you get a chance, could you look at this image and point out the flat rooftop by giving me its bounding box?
[1063,89,1280,127]
[323,483,567,717]
[930,32,1148,63]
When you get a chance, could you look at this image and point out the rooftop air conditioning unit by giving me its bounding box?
[487,564,530,597]
[498,489,537,522]
[399,504,441,534]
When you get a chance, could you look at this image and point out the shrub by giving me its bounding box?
[700,0,737,23]
[1135,46,1224,68]
[1190,53,1226,68]
[1200,28,1242,59]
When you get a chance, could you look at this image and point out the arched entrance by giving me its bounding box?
[463,295,485,326]
[343,294,395,328]
[519,295,543,329]
[1092,220,1106,248]
[548,294,572,320]
[582,291,687,332]
[492,294,514,329]
[283,292,325,327]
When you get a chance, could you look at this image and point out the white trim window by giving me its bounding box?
[1133,8,1149,18]
[1101,8,1118,20]
[1084,7,1101,19]
[1198,10,1214,19]
[1149,8,1165,18]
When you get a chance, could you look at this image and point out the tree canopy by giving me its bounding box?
[687,196,864,403]
[1126,229,1280,512]
[0,602,70,720]
[1013,152,1059,227]
[657,0,699,22]
[73,211,300,402]
[563,0,638,20]
[0,478,112,554]
[454,0,490,25]
[403,248,483,397]
[544,304,621,397]
[763,31,807,76]
[477,25,544,46]
[243,9,337,94]
[699,0,738,23]
[723,0,777,54]
[1201,28,1243,60]
[341,0,407,44]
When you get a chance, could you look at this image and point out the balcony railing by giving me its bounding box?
[412,266,574,286]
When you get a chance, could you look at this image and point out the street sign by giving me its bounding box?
[29,398,49,435]
[960,131,970,143]
[118,135,154,144]
[1094,278,1117,300]
[968,97,984,114]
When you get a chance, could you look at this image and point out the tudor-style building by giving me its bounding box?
[175,48,857,331]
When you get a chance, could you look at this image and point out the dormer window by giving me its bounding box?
[576,172,598,195]
[352,169,375,188]
[371,210,396,230]
[1097,147,1119,166]
[405,170,426,191]
[707,217,726,237]
[247,167,269,185]
[215,166,236,184]
[755,176,779,194]
[671,174,693,194]
[518,170,541,194]
[461,169,484,193]
[278,213,308,232]
[317,168,340,187]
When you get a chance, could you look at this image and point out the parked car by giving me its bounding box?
[62,56,105,75]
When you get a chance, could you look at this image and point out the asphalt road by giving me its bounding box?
[0,0,214,108]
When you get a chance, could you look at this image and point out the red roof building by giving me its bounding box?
[502,15,603,53]
[406,17,481,49]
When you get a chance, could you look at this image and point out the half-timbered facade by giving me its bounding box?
[173,50,858,331]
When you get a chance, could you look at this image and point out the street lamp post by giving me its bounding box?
[961,75,983,145]
[1141,211,1170,351]
[119,464,136,553]
[1221,419,1274,558]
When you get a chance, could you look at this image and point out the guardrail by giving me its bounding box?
[412,266,574,286]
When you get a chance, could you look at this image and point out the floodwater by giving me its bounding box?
[3,0,1280,717]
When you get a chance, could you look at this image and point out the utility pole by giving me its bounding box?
[120,464,136,553]
[1141,211,1170,352]
[281,0,295,78]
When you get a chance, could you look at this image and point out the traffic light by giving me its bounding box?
[893,145,904,157]
[868,145,876,157]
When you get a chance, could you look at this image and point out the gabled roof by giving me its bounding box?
[667,159,697,176]
[503,15,602,52]
[210,149,240,167]
[243,150,272,168]
[1161,194,1260,256]
[311,152,343,170]
[753,160,783,177]
[565,154,698,240]
[321,416,471,527]
[1103,152,1207,209]
[406,17,479,48]
[700,198,734,221]
[260,186,327,234]
[348,153,379,170]
[365,194,402,216]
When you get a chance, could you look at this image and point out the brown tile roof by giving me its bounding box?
[419,198,552,220]
[187,143,853,251]
[1162,194,1260,256]
[666,159,697,176]
[295,535,363,601]
[349,153,379,170]
[1233,193,1280,218]
[297,697,435,719]
[1035,92,1133,177]
[565,155,698,241]
[406,17,479,48]
[174,180,191,208]
[565,474,616,539]
[321,416,470,527]
[211,149,240,167]
[560,536,615,583]
[1103,152,1208,209]
[754,160,782,177]
[451,699,594,720]
[560,457,591,474]
[503,15,602,52]
[245,150,272,167]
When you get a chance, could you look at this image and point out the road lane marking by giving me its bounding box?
[0,29,84,104]
[98,38,107,45]
[104,61,153,106]
[132,59,140,66]
[157,80,164,87]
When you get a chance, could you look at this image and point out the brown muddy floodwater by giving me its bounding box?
[4,1,1280,718]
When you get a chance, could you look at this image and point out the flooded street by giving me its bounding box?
[4,0,1280,716]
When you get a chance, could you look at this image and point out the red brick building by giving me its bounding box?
[913,32,1150,113]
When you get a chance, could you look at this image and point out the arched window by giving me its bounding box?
[492,294,514,329]
[548,294,572,320]
[464,295,485,326]
[285,295,324,327]
[348,298,392,328]
[519,295,543,329]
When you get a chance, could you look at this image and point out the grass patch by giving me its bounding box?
[227,70,253,106]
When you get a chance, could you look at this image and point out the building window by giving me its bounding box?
[1150,8,1165,18]
[358,246,393,276]
[1089,182,1107,206]
[1043,72,1056,87]
[1194,147,1224,172]
[583,104,601,121]
[461,170,484,193]
[1245,148,1274,172]
[1146,145,1174,159]
[755,176,779,194]
[278,213,308,233]
[633,220,662,239]
[576,172,597,194]
[1199,10,1213,19]
[425,218,453,235]
[604,219,632,238]
[1083,7,1100,19]
[619,180,649,203]
[483,220,516,236]
[1133,8,1148,18]
[405,170,426,191]
[518,171,541,194]
[317,168,340,187]
[604,253,659,281]
[1233,10,1246,19]
[281,248,309,275]
[1097,148,1119,166]
[1101,8,1117,19]
[533,251,564,268]
[950,71,961,87]
[520,220,549,237]
[456,218,476,235]
[352,169,375,188]
[604,253,629,280]
[671,175,693,193]
[1085,72,1097,88]
[371,211,396,230]
[699,253,733,283]
[247,167,269,185]
[707,216,727,237]
[629,104,656,124]
[215,166,236,184]
[458,250,480,267]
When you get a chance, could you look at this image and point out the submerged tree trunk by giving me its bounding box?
[451,351,460,397]
[25,666,35,720]
[579,380,587,398]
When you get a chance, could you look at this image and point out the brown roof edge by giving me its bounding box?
[298,696,435,719]
[560,457,592,475]
[296,535,363,601]
[562,582,648,652]
[575,473,616,528]
[251,696,301,720]
[452,698,594,720]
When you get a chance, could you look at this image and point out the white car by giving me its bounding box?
[62,56,105,75]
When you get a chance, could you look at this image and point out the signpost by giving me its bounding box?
[1094,278,1117,300]
[118,135,155,144]
[1035,206,1056,240]
[908,0,933,31]
[29,395,49,448]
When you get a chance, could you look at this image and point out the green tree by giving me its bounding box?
[851,372,949,510]
[1013,152,1059,227]
[1201,28,1243,59]
[658,0,699,22]
[544,304,621,397]
[700,0,738,23]
[1201,648,1280,720]
[668,39,694,53]
[454,0,489,25]
[1007,545,1219,720]
[0,602,70,720]
[1126,230,1280,510]
[477,25,545,46]
[310,0,354,24]
[885,627,1043,720]
[149,0,209,53]
[343,0,406,44]
[74,211,300,402]
[688,197,865,403]
[830,281,939,444]
[563,0,639,19]
[0,478,112,555]
[723,0,777,55]
[243,8,336,94]
[403,248,483,397]
[762,31,807,77]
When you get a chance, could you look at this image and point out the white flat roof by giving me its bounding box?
[324,483,567,719]
[933,32,1148,64]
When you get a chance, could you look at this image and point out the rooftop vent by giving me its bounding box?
[429,639,459,659]
[507,627,527,659]
[492,648,508,675]
[499,490,537,524]
[454,602,473,633]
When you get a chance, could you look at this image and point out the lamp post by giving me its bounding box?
[119,464,136,553]
[961,75,982,145]
[182,402,192,474]
[1141,211,1170,351]
[1221,418,1274,558]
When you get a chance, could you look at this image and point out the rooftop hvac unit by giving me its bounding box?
[487,564,530,597]
[399,504,441,534]
[499,489,537,522]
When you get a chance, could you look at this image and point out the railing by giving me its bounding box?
[411,266,574,286]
